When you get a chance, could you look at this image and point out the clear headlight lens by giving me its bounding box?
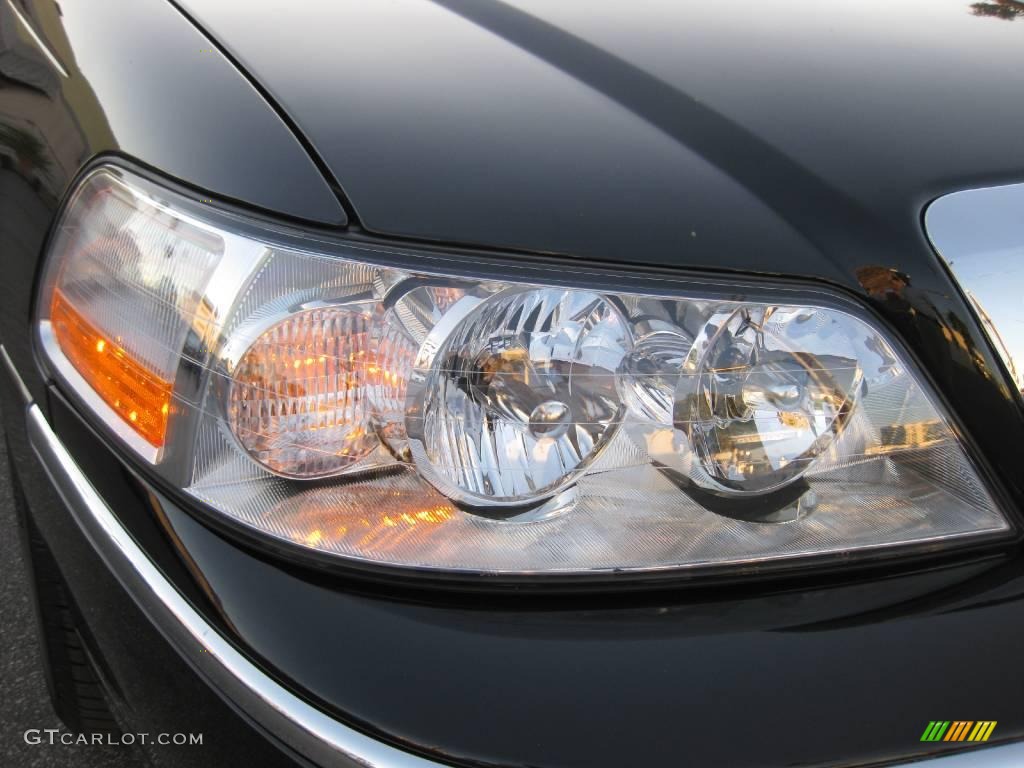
[37,166,1012,577]
[676,306,865,495]
[406,288,631,507]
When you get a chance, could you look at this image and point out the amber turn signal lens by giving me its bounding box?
[50,289,172,447]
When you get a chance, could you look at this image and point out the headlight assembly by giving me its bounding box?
[36,165,1012,578]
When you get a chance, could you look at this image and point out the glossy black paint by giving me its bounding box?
[176,0,1024,269]
[2,0,1024,767]
[0,0,345,226]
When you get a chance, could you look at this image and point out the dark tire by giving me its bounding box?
[26,524,122,734]
[8,450,121,735]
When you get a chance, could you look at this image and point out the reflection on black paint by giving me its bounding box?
[0,122,53,184]
[0,0,113,202]
[855,266,911,300]
[970,0,1024,20]
[855,265,1000,400]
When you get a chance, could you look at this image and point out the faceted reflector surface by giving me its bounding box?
[227,307,379,477]
[411,289,631,505]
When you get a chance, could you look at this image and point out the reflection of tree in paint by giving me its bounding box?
[970,0,1024,20]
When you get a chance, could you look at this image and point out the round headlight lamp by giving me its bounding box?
[405,288,631,508]
[675,306,864,495]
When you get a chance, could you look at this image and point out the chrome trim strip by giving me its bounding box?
[925,183,1024,397]
[26,403,449,768]
[6,0,69,78]
[897,742,1024,767]
[21,397,1024,768]
[0,344,32,406]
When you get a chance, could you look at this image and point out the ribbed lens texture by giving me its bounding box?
[413,289,630,504]
[227,307,379,477]
[369,324,418,447]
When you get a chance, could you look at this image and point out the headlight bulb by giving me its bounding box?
[675,306,864,495]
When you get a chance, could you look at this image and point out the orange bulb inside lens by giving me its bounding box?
[226,307,380,478]
[50,289,173,447]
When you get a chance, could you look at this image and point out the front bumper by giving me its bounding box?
[5,342,1024,768]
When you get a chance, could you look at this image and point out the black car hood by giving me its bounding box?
[176,0,1024,276]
